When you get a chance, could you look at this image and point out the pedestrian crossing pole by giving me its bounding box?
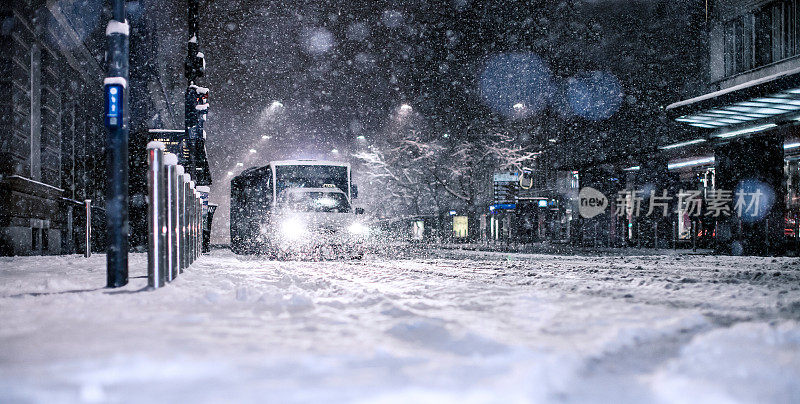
[105,0,130,288]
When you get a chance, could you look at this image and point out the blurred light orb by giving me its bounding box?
[566,71,623,120]
[735,179,775,223]
[398,104,412,116]
[301,27,334,55]
[479,53,554,118]
[382,10,403,28]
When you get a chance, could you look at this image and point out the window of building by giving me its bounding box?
[31,227,39,250]
[723,0,800,77]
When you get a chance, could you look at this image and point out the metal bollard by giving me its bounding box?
[198,194,203,256]
[146,142,167,289]
[184,176,191,267]
[84,199,92,258]
[191,192,196,261]
[164,153,179,282]
[178,171,188,272]
[196,192,202,258]
[195,192,200,259]
[188,180,196,264]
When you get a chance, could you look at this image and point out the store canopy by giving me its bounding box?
[666,67,800,129]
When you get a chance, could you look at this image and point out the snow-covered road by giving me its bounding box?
[1,248,799,403]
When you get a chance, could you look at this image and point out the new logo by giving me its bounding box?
[578,187,608,219]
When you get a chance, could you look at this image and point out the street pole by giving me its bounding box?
[185,0,202,181]
[105,0,129,288]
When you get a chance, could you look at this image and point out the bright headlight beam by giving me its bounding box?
[280,218,306,240]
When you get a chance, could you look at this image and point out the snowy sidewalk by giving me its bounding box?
[1,249,799,403]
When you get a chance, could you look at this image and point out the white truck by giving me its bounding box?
[230,160,368,258]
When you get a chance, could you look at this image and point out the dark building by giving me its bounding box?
[0,1,106,255]
[0,0,185,256]
[666,0,800,254]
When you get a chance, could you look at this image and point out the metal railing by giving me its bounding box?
[147,142,204,289]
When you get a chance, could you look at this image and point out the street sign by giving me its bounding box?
[493,172,519,205]
[104,84,123,128]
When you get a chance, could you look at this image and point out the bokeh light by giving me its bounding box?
[566,71,623,120]
[479,53,554,118]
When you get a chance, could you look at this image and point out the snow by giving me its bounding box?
[0,249,798,402]
[665,66,800,111]
[196,186,210,193]
[103,77,127,89]
[105,19,129,36]
[163,153,178,166]
[5,175,64,193]
[146,140,165,150]
[190,85,209,95]
[188,35,197,43]
[195,103,209,111]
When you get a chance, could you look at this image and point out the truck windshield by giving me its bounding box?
[279,191,351,213]
[275,165,348,195]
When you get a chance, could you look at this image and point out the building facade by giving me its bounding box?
[0,0,107,255]
[0,0,185,256]
[664,0,800,254]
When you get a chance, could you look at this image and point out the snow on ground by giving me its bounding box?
[0,248,799,403]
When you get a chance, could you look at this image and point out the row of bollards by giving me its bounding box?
[147,141,204,289]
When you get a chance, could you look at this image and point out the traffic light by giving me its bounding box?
[185,86,198,138]
[185,85,208,140]
[195,86,208,135]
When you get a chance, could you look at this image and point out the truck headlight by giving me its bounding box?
[280,218,306,240]
[348,222,369,236]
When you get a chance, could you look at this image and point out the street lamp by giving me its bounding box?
[399,104,412,115]
[356,135,366,141]
[513,102,524,111]
[331,148,339,154]
[249,149,257,153]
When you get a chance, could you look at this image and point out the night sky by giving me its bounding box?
[118,0,707,240]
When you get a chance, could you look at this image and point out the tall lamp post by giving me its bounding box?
[184,0,210,185]
[105,0,130,288]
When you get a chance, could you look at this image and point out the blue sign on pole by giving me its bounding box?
[490,203,516,211]
[104,84,124,128]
